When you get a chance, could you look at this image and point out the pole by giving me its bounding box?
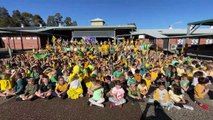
[36,34,39,49]
[20,32,24,50]
[186,25,190,46]
[13,34,15,50]
[8,36,10,48]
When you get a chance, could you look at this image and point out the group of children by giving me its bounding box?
[0,39,212,110]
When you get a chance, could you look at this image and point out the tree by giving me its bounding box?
[47,16,56,26]
[32,14,46,26]
[11,10,23,27]
[21,12,33,26]
[54,13,63,26]
[64,17,78,26]
[0,7,12,27]
[0,8,77,27]
[11,11,46,27]
[64,17,72,26]
[72,21,77,26]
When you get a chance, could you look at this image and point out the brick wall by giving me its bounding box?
[1,36,40,49]
[169,38,178,44]
[199,38,207,45]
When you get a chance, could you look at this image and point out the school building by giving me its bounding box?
[131,28,213,50]
[0,18,213,52]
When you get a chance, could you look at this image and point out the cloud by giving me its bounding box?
[174,21,183,24]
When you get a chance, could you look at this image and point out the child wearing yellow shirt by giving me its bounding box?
[144,73,152,90]
[137,80,148,98]
[52,77,68,99]
[134,69,142,83]
[194,77,213,107]
[153,82,174,110]
[0,74,12,97]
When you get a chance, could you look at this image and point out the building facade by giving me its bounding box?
[131,29,213,51]
[1,18,213,51]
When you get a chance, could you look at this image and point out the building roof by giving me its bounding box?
[49,25,136,30]
[131,29,213,38]
[90,18,104,22]
[0,30,11,33]
[188,18,213,26]
[0,25,136,33]
[167,33,213,38]
[131,29,168,38]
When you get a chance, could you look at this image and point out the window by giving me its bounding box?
[191,38,199,45]
[33,37,37,40]
[177,39,184,44]
[139,35,145,39]
[17,37,21,40]
[26,37,31,40]
[2,37,6,40]
[206,38,213,44]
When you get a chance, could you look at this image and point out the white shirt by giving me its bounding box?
[70,79,81,89]
[191,77,198,86]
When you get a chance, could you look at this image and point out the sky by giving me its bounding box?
[0,0,213,29]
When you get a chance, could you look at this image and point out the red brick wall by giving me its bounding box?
[23,37,39,49]
[169,38,178,44]
[199,38,206,45]
[1,36,40,49]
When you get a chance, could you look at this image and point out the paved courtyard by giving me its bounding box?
[0,89,213,120]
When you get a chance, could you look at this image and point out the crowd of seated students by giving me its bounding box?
[0,39,212,110]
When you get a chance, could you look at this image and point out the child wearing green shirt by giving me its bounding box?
[35,76,52,99]
[127,81,144,104]
[180,74,190,92]
[18,78,38,101]
[88,80,105,108]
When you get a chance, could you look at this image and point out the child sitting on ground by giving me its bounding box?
[18,78,38,101]
[67,74,83,99]
[153,82,173,110]
[52,77,68,99]
[171,76,181,86]
[194,77,213,108]
[88,80,105,108]
[112,67,123,81]
[0,73,12,97]
[4,73,25,98]
[127,80,144,104]
[143,73,152,90]
[103,76,115,97]
[191,71,203,87]
[35,76,52,99]
[137,80,148,98]
[134,69,142,83]
[169,84,194,110]
[180,74,190,93]
[127,71,137,87]
[108,81,126,108]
